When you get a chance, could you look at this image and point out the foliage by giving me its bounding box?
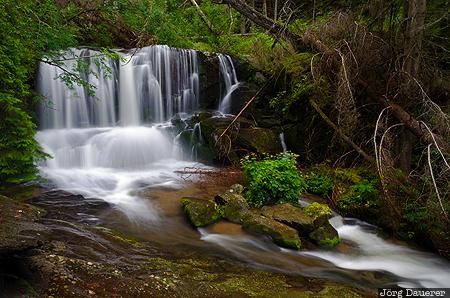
[304,172,334,198]
[303,202,332,218]
[401,201,432,238]
[337,179,379,212]
[0,0,79,184]
[241,153,305,208]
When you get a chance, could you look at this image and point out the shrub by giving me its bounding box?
[304,171,334,197]
[241,153,305,208]
[338,179,379,211]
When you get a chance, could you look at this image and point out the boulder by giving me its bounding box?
[309,222,340,248]
[260,203,319,235]
[181,197,221,227]
[215,187,249,223]
[242,213,301,250]
[303,202,333,228]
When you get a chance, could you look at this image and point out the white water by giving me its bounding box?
[200,214,450,288]
[36,46,202,221]
[218,54,240,114]
[302,217,450,288]
[279,132,287,153]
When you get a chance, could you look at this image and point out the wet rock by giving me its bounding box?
[260,203,319,235]
[242,213,301,250]
[181,197,221,227]
[214,188,249,223]
[29,190,109,223]
[308,223,340,248]
[0,195,46,255]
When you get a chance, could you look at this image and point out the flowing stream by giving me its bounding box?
[36,46,450,291]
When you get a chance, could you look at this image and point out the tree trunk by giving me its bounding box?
[262,0,267,17]
[403,0,426,78]
[396,0,427,172]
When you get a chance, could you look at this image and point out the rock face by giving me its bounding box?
[260,204,319,235]
[236,128,282,155]
[0,195,46,255]
[181,197,221,227]
[242,212,301,250]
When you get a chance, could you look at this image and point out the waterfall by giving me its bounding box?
[218,54,240,114]
[279,132,287,153]
[38,46,200,128]
[36,45,202,221]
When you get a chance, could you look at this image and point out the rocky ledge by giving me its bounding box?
[180,185,340,250]
[0,195,46,255]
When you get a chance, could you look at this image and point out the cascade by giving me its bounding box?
[36,45,201,220]
[38,46,199,128]
[217,54,240,114]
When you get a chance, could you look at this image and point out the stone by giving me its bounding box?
[261,203,320,235]
[228,184,244,194]
[260,203,318,235]
[242,213,301,250]
[214,190,249,224]
[181,197,221,227]
[303,202,333,228]
[308,222,340,248]
[0,195,46,255]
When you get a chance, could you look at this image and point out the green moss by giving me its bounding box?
[319,237,340,248]
[181,197,221,227]
[303,202,332,219]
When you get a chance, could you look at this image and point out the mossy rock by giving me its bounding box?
[181,197,221,228]
[303,202,332,227]
[242,212,301,250]
[309,223,340,248]
[215,190,249,224]
[260,203,318,235]
[236,128,282,154]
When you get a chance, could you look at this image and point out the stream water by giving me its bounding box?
[35,46,450,291]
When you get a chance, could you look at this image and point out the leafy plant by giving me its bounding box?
[338,179,379,211]
[241,153,305,208]
[304,171,334,197]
